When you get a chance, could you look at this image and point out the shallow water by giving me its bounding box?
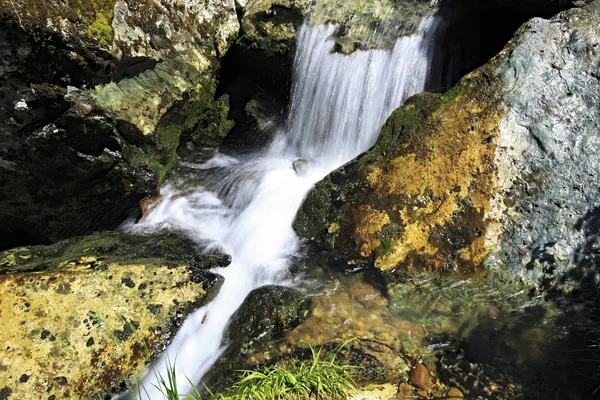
[257,263,599,399]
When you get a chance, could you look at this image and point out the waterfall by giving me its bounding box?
[275,16,447,169]
[122,15,448,399]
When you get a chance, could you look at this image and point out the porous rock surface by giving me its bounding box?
[0,231,227,399]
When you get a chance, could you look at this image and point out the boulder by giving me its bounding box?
[201,285,311,390]
[293,159,308,176]
[224,285,311,352]
[295,1,600,293]
[0,0,239,249]
[0,230,227,399]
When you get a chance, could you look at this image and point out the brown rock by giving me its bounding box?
[398,382,415,398]
[447,387,464,399]
[410,363,432,391]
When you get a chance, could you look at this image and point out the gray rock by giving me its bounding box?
[489,2,600,290]
[293,159,309,176]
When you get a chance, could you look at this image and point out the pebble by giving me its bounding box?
[398,383,414,398]
[410,363,431,391]
[446,387,464,399]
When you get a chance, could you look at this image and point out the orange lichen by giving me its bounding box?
[355,67,503,272]
[353,206,390,257]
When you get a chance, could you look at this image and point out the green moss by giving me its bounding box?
[158,236,181,252]
[0,231,227,275]
[293,182,335,243]
[439,85,461,105]
[0,0,117,44]
[183,94,235,149]
[85,12,114,47]
[355,92,439,175]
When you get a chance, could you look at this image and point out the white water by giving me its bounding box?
[124,16,447,399]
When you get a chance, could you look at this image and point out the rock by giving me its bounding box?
[348,383,399,399]
[0,0,239,249]
[410,363,432,391]
[293,159,308,176]
[0,230,231,275]
[446,387,464,399]
[202,285,311,390]
[224,285,311,350]
[398,382,415,398]
[310,0,435,52]
[219,1,307,150]
[423,355,438,374]
[294,1,600,294]
[245,93,281,132]
[0,231,226,399]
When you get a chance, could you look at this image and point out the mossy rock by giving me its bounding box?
[0,0,239,249]
[224,285,312,350]
[293,92,442,260]
[294,49,504,275]
[202,285,311,390]
[0,230,226,399]
[295,0,600,295]
[0,230,231,276]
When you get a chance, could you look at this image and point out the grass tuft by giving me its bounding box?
[217,342,357,400]
[137,342,357,400]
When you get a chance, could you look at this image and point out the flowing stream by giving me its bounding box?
[125,15,449,399]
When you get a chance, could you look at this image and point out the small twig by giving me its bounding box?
[8,0,24,30]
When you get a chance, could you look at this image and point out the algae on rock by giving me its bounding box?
[0,0,239,248]
[295,0,600,294]
[0,231,227,399]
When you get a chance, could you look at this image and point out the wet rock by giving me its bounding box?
[0,231,225,399]
[224,285,311,351]
[310,0,435,52]
[244,93,281,133]
[0,0,239,249]
[423,355,438,374]
[446,387,464,399]
[398,382,415,398]
[295,1,600,293]
[410,363,432,391]
[293,159,308,176]
[218,1,306,151]
[202,285,311,390]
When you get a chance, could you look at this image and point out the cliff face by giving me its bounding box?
[295,1,600,292]
[0,0,239,249]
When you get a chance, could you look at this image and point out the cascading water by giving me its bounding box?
[122,14,448,399]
